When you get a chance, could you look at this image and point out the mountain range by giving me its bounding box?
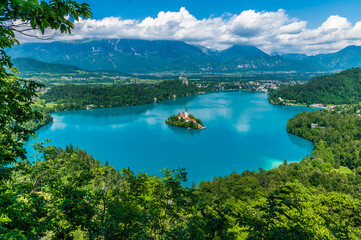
[7,39,361,74]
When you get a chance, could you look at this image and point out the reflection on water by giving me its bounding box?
[167,125,201,136]
[48,96,196,126]
[29,91,316,186]
[287,133,314,151]
[159,95,197,106]
[50,115,67,130]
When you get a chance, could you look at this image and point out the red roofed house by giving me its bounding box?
[177,108,191,121]
[175,107,206,129]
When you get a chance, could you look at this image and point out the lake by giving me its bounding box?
[28,91,315,186]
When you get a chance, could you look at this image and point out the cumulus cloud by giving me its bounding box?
[15,7,361,55]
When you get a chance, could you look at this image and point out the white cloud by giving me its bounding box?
[230,9,288,37]
[15,8,361,55]
[321,15,351,30]
[279,21,307,34]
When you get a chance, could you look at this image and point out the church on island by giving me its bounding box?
[165,107,206,129]
[177,108,197,123]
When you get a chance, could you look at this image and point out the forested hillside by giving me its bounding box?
[3,0,361,239]
[287,110,361,170]
[3,142,361,239]
[42,80,199,111]
[12,58,82,73]
[269,68,361,105]
[11,58,131,85]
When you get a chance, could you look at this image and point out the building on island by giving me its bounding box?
[166,107,206,129]
[177,108,196,123]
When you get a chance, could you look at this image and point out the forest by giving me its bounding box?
[23,111,53,131]
[287,110,361,170]
[269,68,361,105]
[42,80,200,111]
[2,0,361,239]
[3,142,361,239]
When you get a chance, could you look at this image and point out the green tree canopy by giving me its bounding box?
[0,0,91,181]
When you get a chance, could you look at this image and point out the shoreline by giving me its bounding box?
[29,91,315,186]
[28,91,320,188]
[35,89,315,137]
[34,89,227,131]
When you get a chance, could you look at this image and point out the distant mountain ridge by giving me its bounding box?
[7,38,361,74]
[310,46,361,70]
[218,45,268,62]
[283,45,361,71]
[12,58,82,74]
[11,58,130,81]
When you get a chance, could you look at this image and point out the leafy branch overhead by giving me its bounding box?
[0,0,91,179]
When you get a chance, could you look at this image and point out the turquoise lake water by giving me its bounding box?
[28,91,315,186]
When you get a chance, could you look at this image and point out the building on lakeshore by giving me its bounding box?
[311,123,326,130]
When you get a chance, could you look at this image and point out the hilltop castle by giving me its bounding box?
[179,76,188,86]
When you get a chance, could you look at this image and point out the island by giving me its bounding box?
[166,108,206,129]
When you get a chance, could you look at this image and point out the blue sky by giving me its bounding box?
[21,0,361,55]
[88,0,361,27]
